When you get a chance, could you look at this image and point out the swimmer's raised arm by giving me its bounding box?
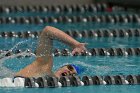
[39,26,87,53]
[43,26,81,48]
[36,26,87,62]
[16,26,87,77]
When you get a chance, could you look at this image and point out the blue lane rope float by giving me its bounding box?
[0,48,140,59]
[0,28,140,38]
[0,75,140,88]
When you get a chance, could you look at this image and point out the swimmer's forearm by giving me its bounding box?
[43,26,80,48]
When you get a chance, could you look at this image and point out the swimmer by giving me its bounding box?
[15,26,87,78]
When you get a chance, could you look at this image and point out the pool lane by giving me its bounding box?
[0,37,139,50]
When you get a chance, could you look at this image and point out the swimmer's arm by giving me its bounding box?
[43,26,81,48]
[42,26,87,54]
[36,26,87,63]
[35,26,87,75]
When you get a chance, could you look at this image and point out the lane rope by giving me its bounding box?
[0,3,108,13]
[0,75,139,88]
[0,28,140,38]
[0,48,140,59]
[0,14,140,24]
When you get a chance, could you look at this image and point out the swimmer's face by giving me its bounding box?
[54,65,77,78]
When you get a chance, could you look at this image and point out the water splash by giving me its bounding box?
[0,49,36,64]
[0,40,36,78]
[0,40,29,59]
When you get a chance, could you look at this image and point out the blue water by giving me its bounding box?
[0,85,140,93]
[0,37,140,50]
[0,5,140,93]
[0,37,140,93]
[3,56,140,76]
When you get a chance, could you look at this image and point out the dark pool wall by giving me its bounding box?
[0,0,94,6]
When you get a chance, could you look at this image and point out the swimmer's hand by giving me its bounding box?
[72,43,88,55]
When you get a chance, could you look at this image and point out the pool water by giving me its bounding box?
[0,4,140,93]
[0,85,140,93]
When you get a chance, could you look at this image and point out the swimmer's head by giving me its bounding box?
[54,64,84,78]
